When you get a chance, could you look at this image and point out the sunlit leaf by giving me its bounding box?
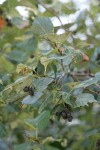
[74,78,98,89]
[33,77,53,92]
[32,17,54,35]
[22,91,43,104]
[74,93,97,108]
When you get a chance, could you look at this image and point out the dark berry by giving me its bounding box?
[67,112,71,117]
[61,110,67,119]
[29,87,34,96]
[23,86,30,92]
[67,116,73,122]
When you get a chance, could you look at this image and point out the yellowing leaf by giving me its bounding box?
[40,57,50,74]
[42,137,54,144]
[66,82,78,89]
[16,63,31,75]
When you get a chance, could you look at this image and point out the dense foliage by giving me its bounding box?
[0,0,100,149]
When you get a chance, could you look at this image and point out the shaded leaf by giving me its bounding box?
[16,37,38,52]
[39,93,53,113]
[6,50,27,63]
[26,111,50,131]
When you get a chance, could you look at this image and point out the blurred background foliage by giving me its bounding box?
[0,0,100,150]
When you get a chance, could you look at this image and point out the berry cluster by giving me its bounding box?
[56,108,73,122]
[23,86,34,96]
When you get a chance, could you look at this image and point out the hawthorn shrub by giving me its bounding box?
[0,0,100,150]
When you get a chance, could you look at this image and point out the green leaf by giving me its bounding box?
[33,146,41,150]
[62,92,72,106]
[40,57,50,74]
[1,75,33,103]
[26,111,50,131]
[95,72,100,81]
[22,91,43,104]
[33,77,53,92]
[16,37,37,52]
[43,144,60,150]
[42,136,55,144]
[32,17,54,36]
[43,32,71,44]
[39,93,53,113]
[14,143,33,150]
[63,56,72,66]
[65,46,83,62]
[0,56,14,72]
[0,123,7,138]
[74,78,98,89]
[48,55,70,60]
[74,93,97,108]
[12,17,29,29]
[6,50,27,63]
[36,111,50,131]
[52,63,57,79]
[84,129,99,137]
